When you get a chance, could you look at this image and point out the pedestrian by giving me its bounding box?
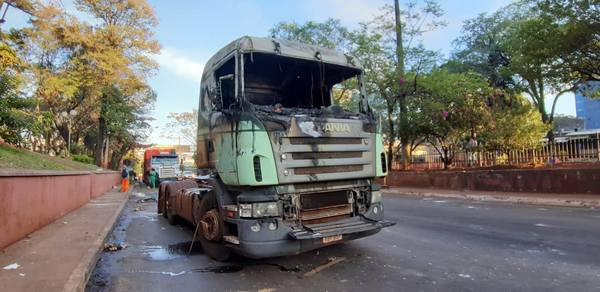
[120,167,129,192]
[149,168,158,189]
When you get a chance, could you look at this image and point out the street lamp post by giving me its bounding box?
[61,109,77,157]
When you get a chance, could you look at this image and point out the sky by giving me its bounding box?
[4,0,577,144]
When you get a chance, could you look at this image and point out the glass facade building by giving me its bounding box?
[575,82,600,130]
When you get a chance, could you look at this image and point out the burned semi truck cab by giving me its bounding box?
[160,36,393,260]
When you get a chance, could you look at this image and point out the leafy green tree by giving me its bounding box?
[453,1,598,139]
[416,69,490,169]
[100,86,154,169]
[502,13,577,129]
[6,0,159,168]
[449,10,519,89]
[479,93,549,155]
[270,18,351,51]
[537,0,600,85]
[0,36,31,145]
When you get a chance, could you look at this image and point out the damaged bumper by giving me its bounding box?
[228,210,395,259]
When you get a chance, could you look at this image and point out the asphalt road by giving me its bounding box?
[86,187,600,292]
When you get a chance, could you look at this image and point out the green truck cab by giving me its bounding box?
[159,36,394,261]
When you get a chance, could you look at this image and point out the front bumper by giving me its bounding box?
[227,204,395,258]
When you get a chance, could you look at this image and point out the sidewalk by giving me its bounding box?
[383,187,600,208]
[0,189,128,292]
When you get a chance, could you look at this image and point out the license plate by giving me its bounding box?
[322,234,343,244]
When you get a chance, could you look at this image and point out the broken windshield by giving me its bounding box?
[242,53,363,113]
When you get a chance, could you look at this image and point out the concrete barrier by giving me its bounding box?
[386,168,600,194]
[0,170,120,250]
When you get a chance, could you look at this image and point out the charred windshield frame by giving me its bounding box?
[239,52,369,114]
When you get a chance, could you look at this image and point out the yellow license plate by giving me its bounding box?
[322,234,343,244]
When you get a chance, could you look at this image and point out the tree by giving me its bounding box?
[417,69,490,169]
[502,13,577,129]
[351,2,444,170]
[5,0,160,169]
[537,0,600,85]
[100,86,153,169]
[479,93,549,156]
[161,110,198,146]
[270,18,352,51]
[449,11,518,89]
[453,1,598,139]
[70,0,160,167]
[0,31,43,146]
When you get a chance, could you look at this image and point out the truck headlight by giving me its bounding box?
[239,203,252,218]
[371,191,382,204]
[252,202,280,217]
[238,202,280,218]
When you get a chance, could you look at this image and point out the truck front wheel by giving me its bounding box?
[196,192,231,261]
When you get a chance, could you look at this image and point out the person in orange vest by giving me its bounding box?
[120,167,129,192]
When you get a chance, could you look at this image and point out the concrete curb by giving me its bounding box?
[61,190,129,292]
[384,189,600,208]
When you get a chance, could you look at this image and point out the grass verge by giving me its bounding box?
[0,144,99,171]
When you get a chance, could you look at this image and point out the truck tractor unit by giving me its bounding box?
[143,148,179,184]
[158,36,394,261]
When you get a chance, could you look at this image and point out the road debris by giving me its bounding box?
[133,206,145,212]
[19,273,25,277]
[303,256,346,277]
[137,197,157,203]
[3,263,20,270]
[103,243,128,252]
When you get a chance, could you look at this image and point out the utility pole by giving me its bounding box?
[394,0,411,170]
[394,0,404,77]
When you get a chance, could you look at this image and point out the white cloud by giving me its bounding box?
[154,48,205,82]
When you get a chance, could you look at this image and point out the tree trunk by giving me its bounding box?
[94,116,106,166]
[399,97,411,169]
[442,147,451,170]
[386,102,396,170]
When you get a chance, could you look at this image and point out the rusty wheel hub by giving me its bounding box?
[200,209,221,241]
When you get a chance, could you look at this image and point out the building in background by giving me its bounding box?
[575,82,600,130]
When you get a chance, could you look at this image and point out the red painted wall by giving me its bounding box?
[386,168,600,194]
[0,171,119,250]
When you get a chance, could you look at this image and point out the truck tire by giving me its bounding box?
[158,182,171,218]
[197,192,231,261]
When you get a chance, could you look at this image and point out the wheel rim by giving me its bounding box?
[200,209,221,241]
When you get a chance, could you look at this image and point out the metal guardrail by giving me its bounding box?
[391,135,600,170]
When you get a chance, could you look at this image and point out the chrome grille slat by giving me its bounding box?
[283,144,369,153]
[284,157,369,168]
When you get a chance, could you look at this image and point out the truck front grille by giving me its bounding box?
[159,168,177,178]
[278,136,371,181]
